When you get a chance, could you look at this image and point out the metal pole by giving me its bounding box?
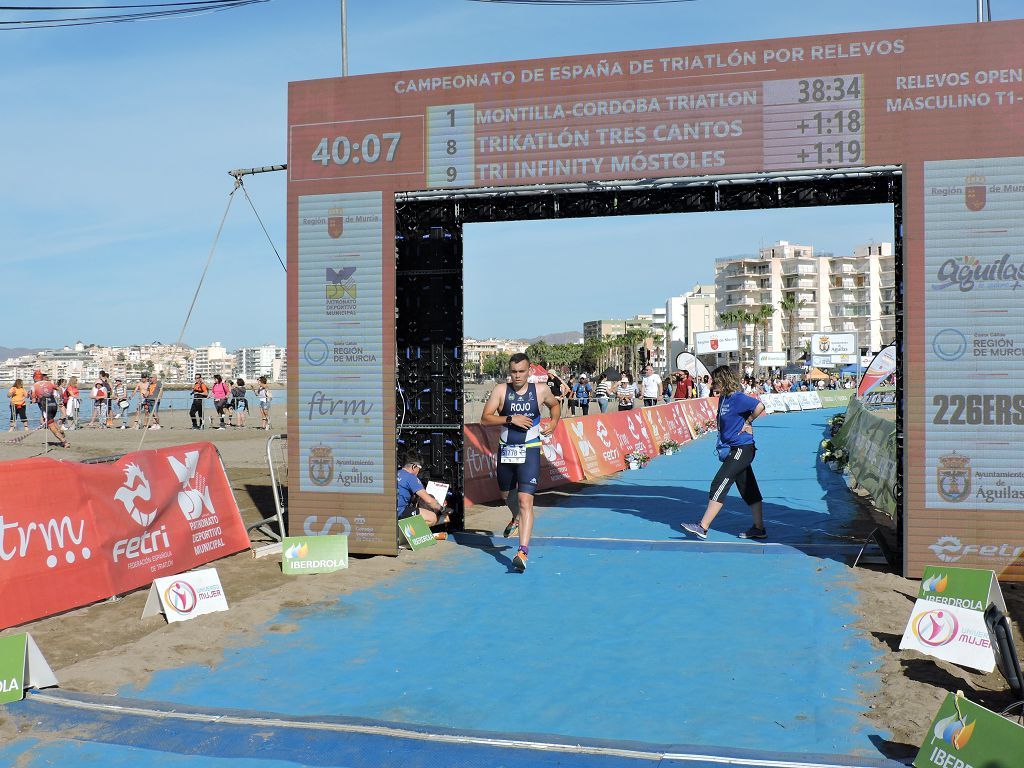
[341,0,349,76]
[977,0,984,21]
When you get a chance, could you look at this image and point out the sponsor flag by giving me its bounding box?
[857,343,897,398]
[914,693,1023,768]
[899,566,1006,672]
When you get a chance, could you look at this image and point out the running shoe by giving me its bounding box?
[738,526,768,540]
[503,518,519,538]
[512,550,528,573]
[680,522,708,540]
[433,532,448,541]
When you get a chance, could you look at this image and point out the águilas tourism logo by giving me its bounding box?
[308,445,334,487]
[964,174,986,212]
[327,207,344,238]
[911,609,959,647]
[936,452,971,504]
[163,580,198,615]
[922,573,948,594]
[933,713,976,750]
[284,542,308,560]
[934,253,1024,293]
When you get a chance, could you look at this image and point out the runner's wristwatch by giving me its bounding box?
[505,415,512,426]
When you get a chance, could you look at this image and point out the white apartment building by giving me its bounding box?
[463,338,528,376]
[189,342,234,380]
[235,345,285,382]
[714,241,895,367]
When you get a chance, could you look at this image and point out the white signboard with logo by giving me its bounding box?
[758,352,787,367]
[925,157,1024,514]
[142,568,229,624]
[695,329,738,355]
[812,333,856,357]
[899,566,1007,673]
[797,391,822,409]
[297,192,384,494]
[780,392,803,411]
[811,355,834,368]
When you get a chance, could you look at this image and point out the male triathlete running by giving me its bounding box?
[31,374,69,448]
[480,353,561,573]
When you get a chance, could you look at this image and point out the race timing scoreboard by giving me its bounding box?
[288,20,1024,580]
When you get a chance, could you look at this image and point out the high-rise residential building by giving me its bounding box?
[189,342,234,380]
[583,319,626,342]
[714,240,895,367]
[235,345,285,382]
[463,338,528,376]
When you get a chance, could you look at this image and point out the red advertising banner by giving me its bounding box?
[0,442,249,630]
[678,398,720,439]
[661,401,696,445]
[463,420,584,505]
[463,423,500,506]
[538,419,584,490]
[606,409,659,459]
[563,415,626,479]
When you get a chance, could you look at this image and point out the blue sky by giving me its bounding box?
[0,0,1012,348]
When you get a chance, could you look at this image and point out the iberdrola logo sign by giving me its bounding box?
[281,535,348,575]
[914,693,1022,768]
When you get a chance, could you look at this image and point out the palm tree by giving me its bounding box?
[779,295,806,365]
[736,308,755,373]
[622,328,647,376]
[752,304,776,374]
[662,321,676,376]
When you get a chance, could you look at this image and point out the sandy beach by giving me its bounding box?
[0,415,1021,760]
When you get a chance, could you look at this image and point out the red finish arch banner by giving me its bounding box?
[289,21,1024,578]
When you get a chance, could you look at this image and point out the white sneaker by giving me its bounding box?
[148,424,162,430]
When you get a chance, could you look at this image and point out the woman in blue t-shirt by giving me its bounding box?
[681,365,767,541]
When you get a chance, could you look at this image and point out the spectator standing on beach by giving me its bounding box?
[640,365,661,408]
[673,371,692,400]
[232,378,248,428]
[55,379,67,427]
[546,370,565,407]
[257,376,272,430]
[146,374,163,429]
[112,378,129,429]
[565,375,578,416]
[87,380,103,427]
[616,373,636,411]
[594,374,611,413]
[572,374,593,416]
[681,365,767,542]
[211,374,231,429]
[131,374,150,428]
[480,353,561,574]
[8,379,28,432]
[98,371,114,427]
[190,374,209,429]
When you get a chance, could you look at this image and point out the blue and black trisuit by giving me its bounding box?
[497,382,542,496]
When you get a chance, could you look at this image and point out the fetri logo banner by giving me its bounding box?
[914,693,1024,768]
[899,566,1005,673]
[281,535,349,575]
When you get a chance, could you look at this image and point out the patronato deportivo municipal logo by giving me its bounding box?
[284,542,308,560]
[817,336,830,353]
[327,207,344,238]
[933,713,976,750]
[325,267,357,299]
[936,452,971,503]
[964,174,986,212]
[163,580,198,615]
[911,609,959,647]
[308,445,334,486]
[922,573,948,594]
[114,462,155,527]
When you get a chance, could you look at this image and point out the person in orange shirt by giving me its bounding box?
[7,378,28,432]
[189,374,209,429]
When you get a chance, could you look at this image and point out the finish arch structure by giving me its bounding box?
[287,20,1024,579]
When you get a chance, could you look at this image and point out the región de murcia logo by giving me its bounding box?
[936,452,971,504]
[964,174,986,212]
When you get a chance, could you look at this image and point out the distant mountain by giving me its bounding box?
[0,347,36,360]
[526,331,584,345]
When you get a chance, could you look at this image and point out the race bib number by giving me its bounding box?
[500,444,527,464]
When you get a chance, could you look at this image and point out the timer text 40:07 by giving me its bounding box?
[311,133,402,166]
